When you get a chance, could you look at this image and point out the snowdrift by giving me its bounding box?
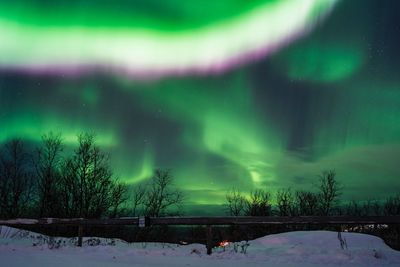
[1,226,400,267]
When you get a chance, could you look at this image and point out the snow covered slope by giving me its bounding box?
[1,226,399,267]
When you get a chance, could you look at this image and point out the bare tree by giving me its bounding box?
[109,181,128,218]
[370,200,382,216]
[345,200,362,216]
[226,188,246,216]
[317,170,342,216]
[276,188,295,216]
[33,132,63,217]
[0,139,33,218]
[296,191,319,216]
[244,189,271,216]
[383,194,400,215]
[131,184,146,216]
[59,133,126,218]
[143,169,184,217]
[59,158,79,217]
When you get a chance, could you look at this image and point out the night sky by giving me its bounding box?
[1,0,399,214]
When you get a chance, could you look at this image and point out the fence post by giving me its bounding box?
[77,225,83,247]
[206,225,213,255]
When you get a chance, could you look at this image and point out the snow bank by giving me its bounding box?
[1,226,399,267]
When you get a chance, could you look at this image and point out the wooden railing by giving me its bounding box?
[2,216,400,254]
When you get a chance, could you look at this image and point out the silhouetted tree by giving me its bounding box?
[345,200,364,216]
[143,168,184,217]
[276,188,296,216]
[0,139,33,218]
[370,200,382,216]
[244,189,271,216]
[33,132,63,217]
[296,191,319,216]
[317,170,342,215]
[345,199,382,216]
[59,158,78,217]
[383,194,400,215]
[59,133,126,218]
[226,188,246,216]
[131,184,146,216]
[109,182,128,218]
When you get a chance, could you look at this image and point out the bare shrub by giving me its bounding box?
[296,191,319,216]
[383,194,400,215]
[276,188,296,216]
[226,188,246,216]
[244,189,271,216]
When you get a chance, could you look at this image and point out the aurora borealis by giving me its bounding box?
[1,0,399,214]
[0,0,336,77]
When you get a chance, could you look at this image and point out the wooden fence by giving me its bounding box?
[1,216,400,254]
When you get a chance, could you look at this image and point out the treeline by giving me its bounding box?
[0,133,183,219]
[226,170,400,217]
[1,133,399,220]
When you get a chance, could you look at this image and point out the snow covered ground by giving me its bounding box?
[1,226,400,267]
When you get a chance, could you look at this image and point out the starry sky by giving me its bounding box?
[0,0,399,214]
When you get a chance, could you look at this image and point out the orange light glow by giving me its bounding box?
[219,240,230,247]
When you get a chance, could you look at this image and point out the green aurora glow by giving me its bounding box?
[0,0,336,76]
[1,0,399,213]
